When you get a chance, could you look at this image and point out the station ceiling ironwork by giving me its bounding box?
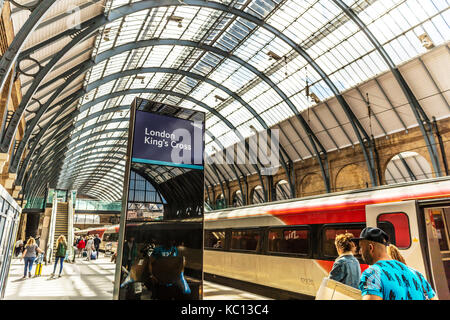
[2,0,448,202]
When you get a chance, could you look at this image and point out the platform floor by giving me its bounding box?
[4,256,270,300]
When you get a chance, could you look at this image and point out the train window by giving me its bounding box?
[230,229,261,252]
[104,233,119,242]
[204,230,226,249]
[377,213,411,249]
[321,225,365,258]
[267,227,309,255]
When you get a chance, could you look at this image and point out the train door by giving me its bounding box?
[366,200,450,300]
[422,206,450,299]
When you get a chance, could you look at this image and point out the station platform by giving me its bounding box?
[3,255,270,300]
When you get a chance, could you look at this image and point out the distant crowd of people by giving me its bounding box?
[14,233,103,280]
[328,227,437,300]
[74,234,101,262]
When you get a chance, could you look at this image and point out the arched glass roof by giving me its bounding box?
[4,0,449,201]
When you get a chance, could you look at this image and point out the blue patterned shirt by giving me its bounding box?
[359,260,435,300]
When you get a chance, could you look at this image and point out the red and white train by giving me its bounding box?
[204,177,450,299]
[74,224,119,255]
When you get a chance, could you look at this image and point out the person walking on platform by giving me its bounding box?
[122,236,137,271]
[22,237,43,279]
[329,233,361,289]
[77,236,85,258]
[72,238,78,263]
[352,227,437,300]
[94,234,101,258]
[86,236,95,261]
[35,235,41,248]
[51,235,67,278]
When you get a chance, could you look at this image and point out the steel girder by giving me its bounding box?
[18,57,294,198]
[59,164,125,182]
[66,138,128,159]
[16,101,80,185]
[0,21,104,153]
[88,66,294,194]
[67,144,127,163]
[26,149,124,198]
[10,89,85,173]
[87,65,290,192]
[26,151,67,198]
[8,64,92,172]
[332,0,443,179]
[62,170,125,190]
[206,131,246,205]
[20,126,75,192]
[1,1,331,192]
[0,0,56,91]
[70,173,124,191]
[23,120,76,178]
[74,88,267,191]
[59,157,126,180]
[59,158,126,178]
[5,0,411,197]
[75,179,122,201]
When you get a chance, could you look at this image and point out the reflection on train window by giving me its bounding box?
[231,230,261,252]
[430,209,449,251]
[104,233,119,242]
[268,228,309,255]
[377,212,411,249]
[204,230,226,249]
[322,225,364,258]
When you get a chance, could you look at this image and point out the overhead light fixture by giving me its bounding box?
[309,92,321,104]
[267,50,282,61]
[418,33,434,49]
[103,28,111,41]
[135,76,145,84]
[167,15,184,28]
[214,95,226,102]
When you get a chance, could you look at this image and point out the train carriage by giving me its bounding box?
[74,225,120,255]
[204,177,450,300]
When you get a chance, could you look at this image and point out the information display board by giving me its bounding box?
[113,98,205,300]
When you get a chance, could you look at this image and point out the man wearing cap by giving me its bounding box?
[352,227,437,300]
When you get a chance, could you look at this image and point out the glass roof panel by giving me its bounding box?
[47,0,449,198]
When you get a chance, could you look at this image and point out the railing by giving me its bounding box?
[23,197,45,210]
[45,195,58,264]
[67,197,74,262]
[75,199,122,212]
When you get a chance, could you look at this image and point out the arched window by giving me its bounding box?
[275,180,290,200]
[232,190,244,207]
[251,185,265,204]
[215,194,226,209]
[128,170,165,203]
[385,152,432,185]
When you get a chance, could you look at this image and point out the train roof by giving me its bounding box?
[205,177,450,222]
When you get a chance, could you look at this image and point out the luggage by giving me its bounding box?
[34,254,44,277]
[90,251,97,260]
[82,251,87,257]
[35,262,42,276]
